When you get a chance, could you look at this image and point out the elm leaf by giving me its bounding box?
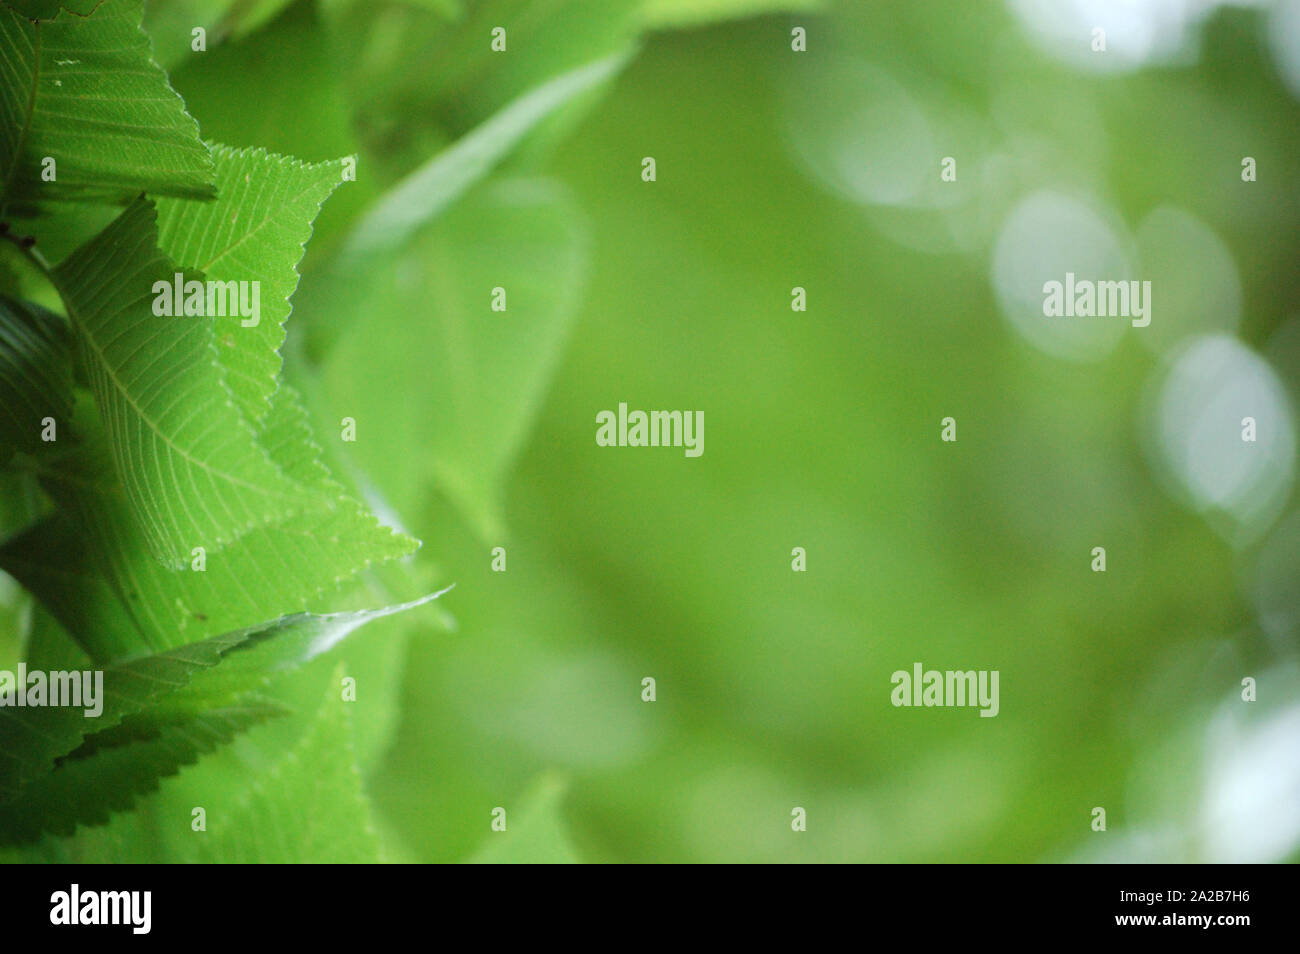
[192,675,383,862]
[155,144,346,422]
[0,591,448,843]
[0,0,214,211]
[51,197,304,566]
[0,384,422,659]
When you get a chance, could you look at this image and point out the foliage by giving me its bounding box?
[5,0,1292,865]
[0,0,813,863]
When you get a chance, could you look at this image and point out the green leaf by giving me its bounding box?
[0,0,215,211]
[323,177,587,536]
[342,0,638,160]
[0,701,284,841]
[0,295,71,462]
[341,49,629,262]
[165,3,356,162]
[51,197,304,567]
[193,672,383,862]
[167,589,453,693]
[155,144,345,422]
[299,49,627,362]
[0,626,249,804]
[20,601,91,672]
[0,385,421,659]
[0,511,139,661]
[217,0,297,38]
[139,0,234,71]
[0,468,44,552]
[467,773,578,863]
[0,591,447,843]
[140,0,299,70]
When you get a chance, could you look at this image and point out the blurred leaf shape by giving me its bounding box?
[641,0,822,30]
[342,49,627,261]
[194,671,382,862]
[323,177,587,537]
[467,773,578,863]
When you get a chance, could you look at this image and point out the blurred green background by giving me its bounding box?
[5,0,1300,862]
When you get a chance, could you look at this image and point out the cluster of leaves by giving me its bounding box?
[0,0,462,850]
[0,0,814,861]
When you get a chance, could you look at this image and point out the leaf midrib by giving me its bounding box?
[189,157,336,276]
[58,267,292,501]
